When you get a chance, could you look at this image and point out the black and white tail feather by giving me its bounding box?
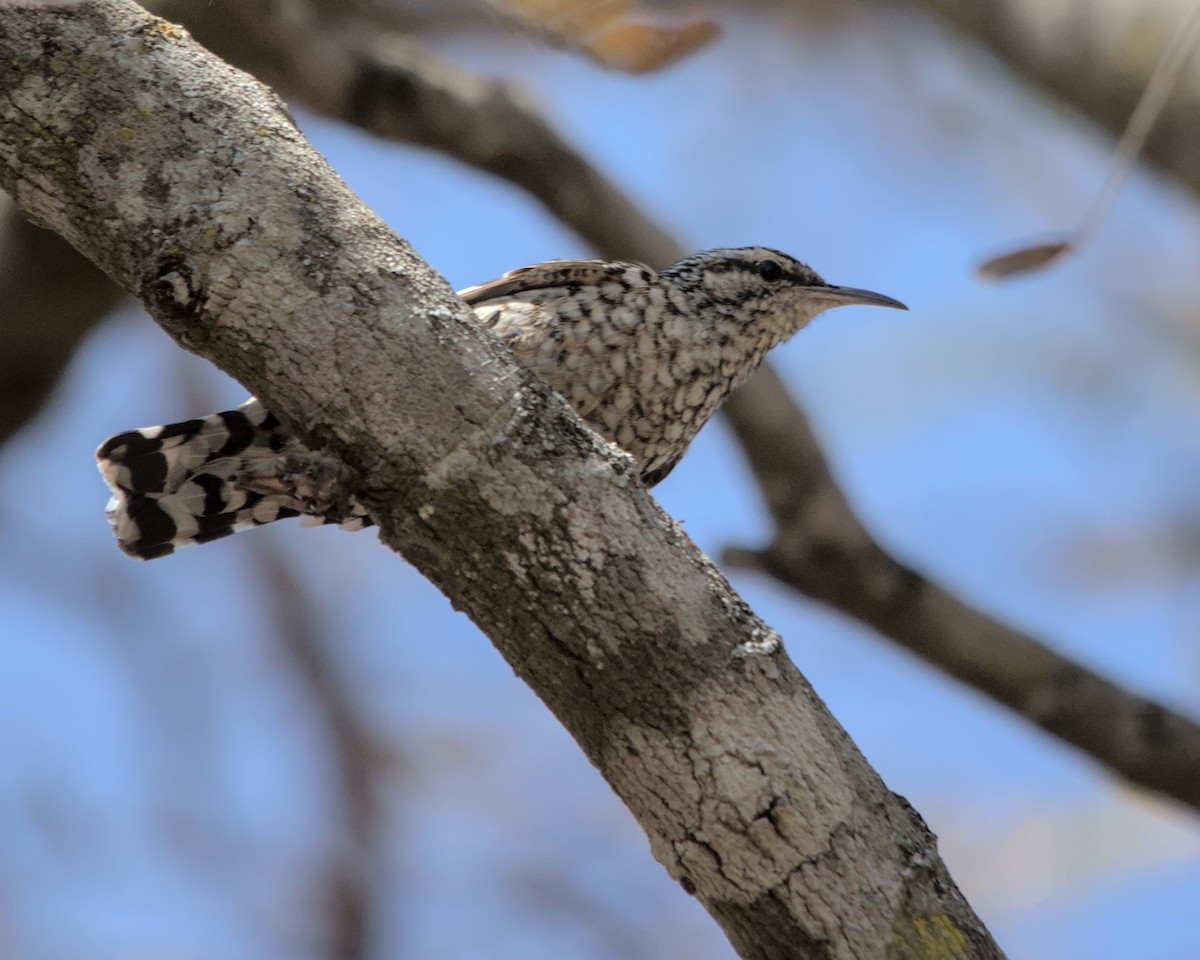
[97,399,369,560]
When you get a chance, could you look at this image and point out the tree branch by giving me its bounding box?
[0,2,1002,957]
[895,0,1200,191]
[722,366,1200,812]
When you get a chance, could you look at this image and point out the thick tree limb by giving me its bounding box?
[0,3,1002,957]
[722,366,1200,812]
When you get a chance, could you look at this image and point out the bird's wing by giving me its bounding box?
[458,259,651,306]
[460,259,653,431]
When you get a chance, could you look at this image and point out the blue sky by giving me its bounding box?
[2,5,1199,959]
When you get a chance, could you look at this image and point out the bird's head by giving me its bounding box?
[659,246,906,342]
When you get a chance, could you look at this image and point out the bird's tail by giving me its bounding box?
[96,399,366,560]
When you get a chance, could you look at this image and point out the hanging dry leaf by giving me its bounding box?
[492,0,721,73]
[977,240,1074,281]
[584,16,720,73]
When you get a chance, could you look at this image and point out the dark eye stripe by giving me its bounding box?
[756,260,783,282]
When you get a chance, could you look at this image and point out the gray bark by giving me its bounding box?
[0,2,1002,957]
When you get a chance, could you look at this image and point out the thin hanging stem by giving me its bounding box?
[1074,1,1200,248]
[979,2,1200,280]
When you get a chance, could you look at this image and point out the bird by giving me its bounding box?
[97,246,905,559]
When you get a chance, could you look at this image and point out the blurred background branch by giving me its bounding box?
[723,366,1200,811]
[0,195,124,444]
[902,0,1200,191]
[5,1,1200,958]
[1,0,1196,810]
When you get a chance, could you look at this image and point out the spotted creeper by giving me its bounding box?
[97,247,904,559]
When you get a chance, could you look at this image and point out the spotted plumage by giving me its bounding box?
[97,247,904,558]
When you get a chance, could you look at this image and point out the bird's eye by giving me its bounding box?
[756,260,783,282]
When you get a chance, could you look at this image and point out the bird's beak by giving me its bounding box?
[814,285,908,310]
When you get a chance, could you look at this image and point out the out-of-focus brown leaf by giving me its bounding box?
[977,240,1073,280]
[492,0,720,73]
